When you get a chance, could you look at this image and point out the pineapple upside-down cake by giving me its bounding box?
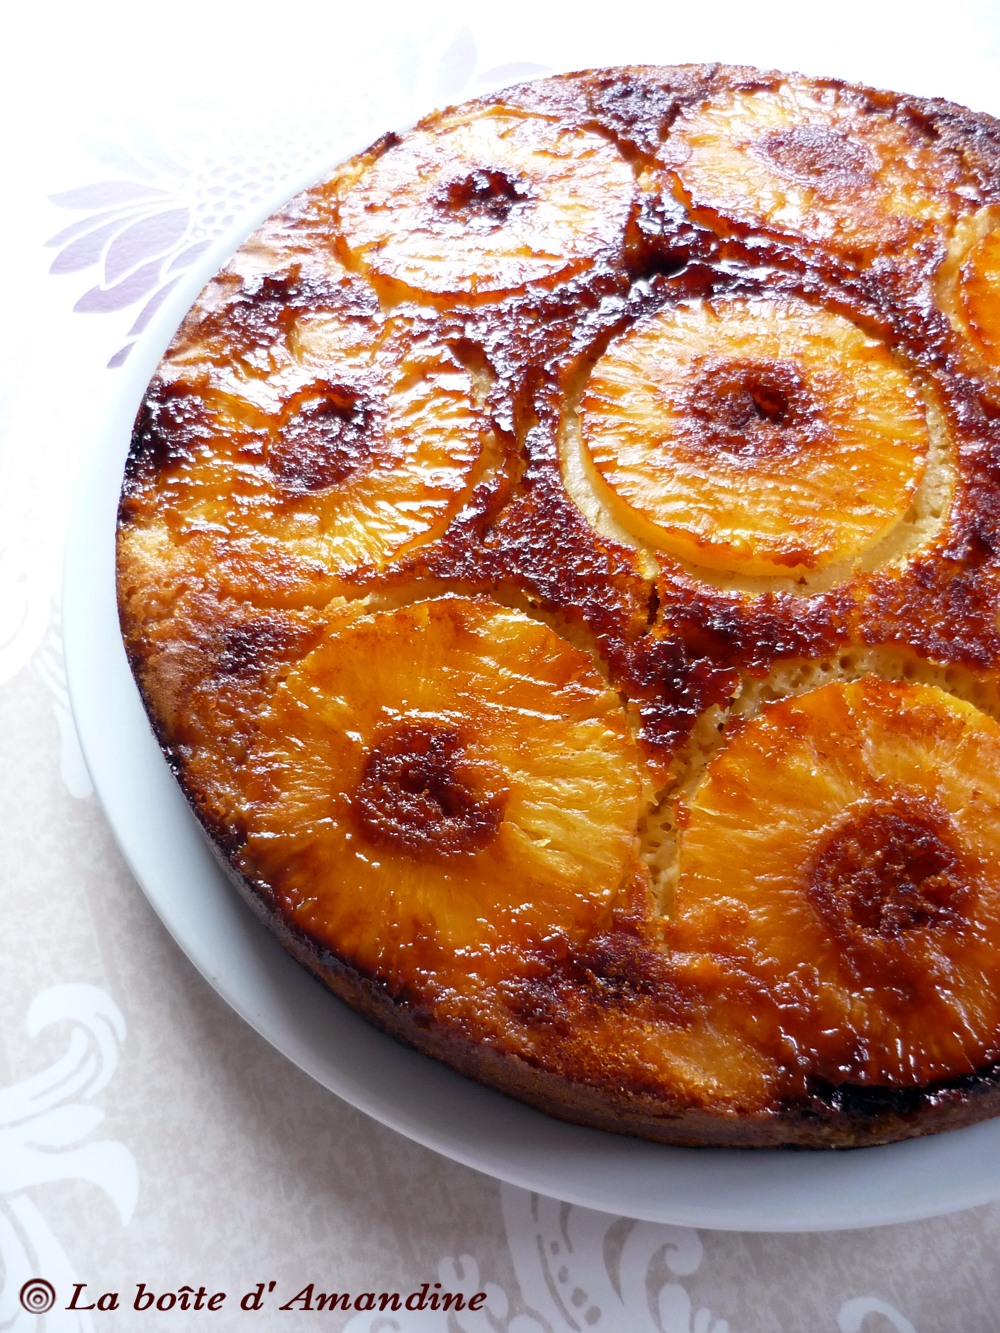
[117,65,1000,1147]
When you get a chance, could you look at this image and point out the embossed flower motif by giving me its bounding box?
[43,123,296,369]
[46,165,210,368]
[0,985,138,1330]
[341,1187,730,1333]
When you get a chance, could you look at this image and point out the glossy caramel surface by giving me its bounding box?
[118,65,1000,1147]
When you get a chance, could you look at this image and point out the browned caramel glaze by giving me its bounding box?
[809,797,970,944]
[760,125,875,187]
[118,65,1000,1148]
[268,386,377,491]
[354,719,507,858]
[685,358,817,457]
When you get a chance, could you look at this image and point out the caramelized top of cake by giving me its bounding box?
[118,64,1000,1146]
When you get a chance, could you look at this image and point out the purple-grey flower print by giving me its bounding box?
[46,176,200,366]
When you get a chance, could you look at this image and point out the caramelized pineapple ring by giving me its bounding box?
[668,80,961,257]
[137,316,486,581]
[239,599,644,978]
[670,677,1000,1087]
[338,108,636,299]
[580,297,929,575]
[958,227,1000,361]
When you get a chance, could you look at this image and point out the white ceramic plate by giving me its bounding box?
[63,143,1000,1234]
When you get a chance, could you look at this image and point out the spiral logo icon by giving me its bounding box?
[19,1279,56,1313]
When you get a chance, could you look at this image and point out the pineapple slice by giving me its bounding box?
[238,598,644,980]
[580,295,929,576]
[338,107,636,300]
[958,226,1000,362]
[669,676,1000,1087]
[667,79,961,258]
[132,315,487,586]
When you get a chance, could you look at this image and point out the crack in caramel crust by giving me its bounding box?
[118,63,1000,1148]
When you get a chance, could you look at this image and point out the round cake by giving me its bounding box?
[116,64,1000,1148]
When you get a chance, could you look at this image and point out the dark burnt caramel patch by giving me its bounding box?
[123,382,214,492]
[433,169,532,231]
[682,357,826,461]
[354,718,506,858]
[268,387,377,492]
[809,796,972,945]
[212,610,325,680]
[756,125,876,189]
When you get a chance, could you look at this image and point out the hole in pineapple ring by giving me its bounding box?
[353,717,507,859]
[755,125,876,189]
[684,357,825,461]
[433,168,532,232]
[267,385,377,492]
[809,795,972,946]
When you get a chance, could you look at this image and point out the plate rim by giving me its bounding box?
[62,129,1000,1234]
